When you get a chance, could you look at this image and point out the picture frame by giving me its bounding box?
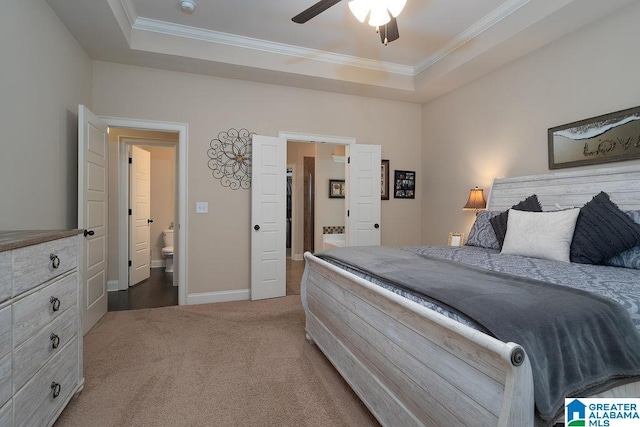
[447,232,464,247]
[329,179,345,198]
[381,160,390,200]
[548,105,640,169]
[393,170,415,199]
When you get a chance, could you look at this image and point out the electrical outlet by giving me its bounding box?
[196,202,208,213]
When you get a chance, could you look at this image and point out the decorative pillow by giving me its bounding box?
[605,210,640,269]
[490,195,543,248]
[570,193,640,265]
[501,208,580,262]
[465,211,501,249]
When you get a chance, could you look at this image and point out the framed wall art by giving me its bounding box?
[381,160,390,200]
[394,170,415,199]
[548,105,640,169]
[329,179,345,198]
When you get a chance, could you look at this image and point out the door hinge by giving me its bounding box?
[128,260,132,267]
[347,157,351,164]
[347,210,350,217]
[129,157,132,164]
[128,209,132,215]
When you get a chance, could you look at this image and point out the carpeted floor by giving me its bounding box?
[55,295,379,427]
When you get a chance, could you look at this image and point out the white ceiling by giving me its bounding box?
[46,0,635,103]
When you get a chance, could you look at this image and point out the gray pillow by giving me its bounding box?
[604,210,640,269]
[570,192,640,264]
[465,211,501,250]
[490,195,543,248]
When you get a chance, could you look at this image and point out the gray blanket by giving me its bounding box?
[317,246,640,422]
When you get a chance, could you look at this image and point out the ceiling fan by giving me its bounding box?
[292,0,405,46]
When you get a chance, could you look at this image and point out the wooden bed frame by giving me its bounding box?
[301,164,640,426]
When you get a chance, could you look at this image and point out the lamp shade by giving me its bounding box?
[463,187,486,211]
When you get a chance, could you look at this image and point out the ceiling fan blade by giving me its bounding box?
[379,17,399,45]
[292,0,342,24]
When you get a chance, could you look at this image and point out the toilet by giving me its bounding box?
[161,230,174,273]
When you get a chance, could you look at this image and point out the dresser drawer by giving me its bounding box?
[14,306,77,391]
[0,252,10,304]
[12,236,77,296]
[0,305,11,358]
[13,272,77,348]
[14,336,78,427]
[0,353,11,409]
[0,399,12,427]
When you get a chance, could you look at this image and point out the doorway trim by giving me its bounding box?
[101,116,188,306]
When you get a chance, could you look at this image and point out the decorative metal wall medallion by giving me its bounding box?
[207,128,254,190]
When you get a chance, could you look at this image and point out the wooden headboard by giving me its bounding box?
[487,164,640,211]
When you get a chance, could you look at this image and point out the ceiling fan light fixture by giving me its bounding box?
[368,5,391,27]
[386,0,407,17]
[348,0,370,23]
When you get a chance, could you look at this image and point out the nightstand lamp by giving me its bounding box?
[463,186,486,215]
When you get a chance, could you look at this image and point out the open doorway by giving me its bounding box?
[100,116,188,307]
[107,129,179,311]
[285,140,347,295]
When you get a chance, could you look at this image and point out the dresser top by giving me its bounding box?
[0,230,82,252]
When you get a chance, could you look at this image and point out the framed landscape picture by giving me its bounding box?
[548,105,640,169]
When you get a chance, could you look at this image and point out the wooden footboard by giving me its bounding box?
[302,252,535,427]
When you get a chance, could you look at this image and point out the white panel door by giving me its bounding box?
[346,144,381,246]
[251,135,287,300]
[129,146,151,286]
[78,105,108,335]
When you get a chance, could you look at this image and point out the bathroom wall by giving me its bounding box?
[140,145,176,266]
[314,144,346,251]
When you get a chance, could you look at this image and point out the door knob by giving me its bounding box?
[254,225,260,231]
[148,219,154,224]
[374,223,380,229]
[83,229,94,237]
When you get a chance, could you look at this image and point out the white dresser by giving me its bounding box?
[0,230,84,426]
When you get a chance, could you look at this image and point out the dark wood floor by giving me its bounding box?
[108,260,305,311]
[108,267,178,311]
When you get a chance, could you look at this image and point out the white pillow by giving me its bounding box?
[501,208,580,262]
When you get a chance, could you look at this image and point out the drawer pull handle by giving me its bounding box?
[50,333,60,349]
[51,381,61,398]
[50,253,60,269]
[50,296,61,312]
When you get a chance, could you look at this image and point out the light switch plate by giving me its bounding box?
[196,202,208,213]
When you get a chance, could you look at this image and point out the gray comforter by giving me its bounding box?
[317,246,640,422]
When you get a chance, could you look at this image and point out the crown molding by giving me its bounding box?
[132,17,415,76]
[118,0,137,28]
[415,0,530,74]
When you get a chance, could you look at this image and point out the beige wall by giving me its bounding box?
[421,1,640,246]
[92,62,423,297]
[0,1,92,230]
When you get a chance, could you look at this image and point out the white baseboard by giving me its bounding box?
[151,259,165,268]
[107,280,120,292]
[186,289,250,305]
[292,253,304,261]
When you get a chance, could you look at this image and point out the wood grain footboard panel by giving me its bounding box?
[302,252,535,427]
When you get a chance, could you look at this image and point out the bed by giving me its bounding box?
[300,164,640,426]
